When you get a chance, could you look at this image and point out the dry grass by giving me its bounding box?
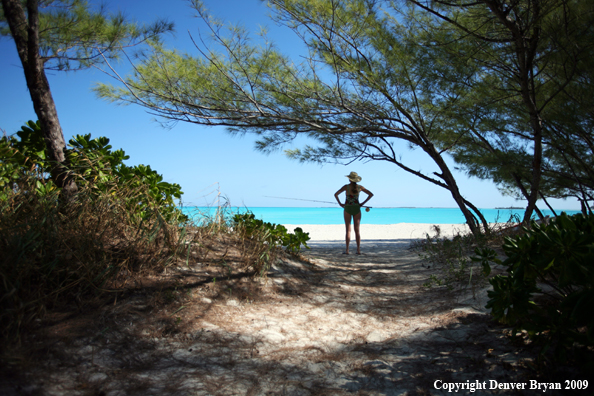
[0,211,300,392]
[1,181,171,339]
[0,162,296,346]
[409,217,524,293]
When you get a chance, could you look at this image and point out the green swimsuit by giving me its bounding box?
[344,183,363,216]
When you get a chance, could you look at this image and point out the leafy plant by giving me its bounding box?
[476,213,594,359]
[232,212,310,253]
[0,121,48,191]
[0,121,191,342]
[67,133,186,223]
[282,226,311,253]
[1,120,187,223]
[231,212,310,277]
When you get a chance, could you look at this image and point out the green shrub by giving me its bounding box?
[1,120,187,223]
[232,212,310,253]
[0,121,191,341]
[475,213,594,358]
[232,213,310,277]
[68,133,186,223]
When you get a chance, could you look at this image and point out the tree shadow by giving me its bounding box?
[3,239,588,395]
[270,239,486,320]
[4,309,583,395]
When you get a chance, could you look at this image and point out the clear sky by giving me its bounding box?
[0,0,581,210]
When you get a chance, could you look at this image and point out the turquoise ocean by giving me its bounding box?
[181,206,580,225]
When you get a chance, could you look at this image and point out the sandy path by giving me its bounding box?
[4,233,548,396]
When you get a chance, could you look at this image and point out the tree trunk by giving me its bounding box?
[512,172,544,220]
[2,0,77,196]
[485,0,543,225]
[463,198,490,235]
[522,116,543,224]
[425,143,481,236]
[539,191,557,217]
[380,140,483,237]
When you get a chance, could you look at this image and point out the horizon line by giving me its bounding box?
[178,205,580,211]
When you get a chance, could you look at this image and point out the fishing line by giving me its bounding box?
[265,196,336,205]
[264,196,372,209]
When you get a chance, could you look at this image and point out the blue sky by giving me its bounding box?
[0,0,581,210]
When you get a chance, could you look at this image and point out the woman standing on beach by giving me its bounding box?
[334,172,374,254]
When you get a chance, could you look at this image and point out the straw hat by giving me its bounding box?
[346,171,362,182]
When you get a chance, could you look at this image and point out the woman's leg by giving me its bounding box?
[353,212,362,254]
[343,210,352,254]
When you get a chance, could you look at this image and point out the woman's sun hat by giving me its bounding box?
[346,171,362,182]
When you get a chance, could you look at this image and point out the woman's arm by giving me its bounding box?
[359,186,374,206]
[334,185,347,207]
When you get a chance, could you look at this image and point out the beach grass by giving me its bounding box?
[0,170,193,343]
[0,186,309,344]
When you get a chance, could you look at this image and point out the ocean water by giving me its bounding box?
[180,206,580,225]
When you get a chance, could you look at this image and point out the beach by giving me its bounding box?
[283,222,472,242]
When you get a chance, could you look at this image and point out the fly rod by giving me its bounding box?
[264,196,372,209]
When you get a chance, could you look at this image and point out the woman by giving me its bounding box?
[334,171,374,254]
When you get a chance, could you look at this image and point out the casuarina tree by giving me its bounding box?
[406,0,594,221]
[1,0,173,197]
[97,0,494,235]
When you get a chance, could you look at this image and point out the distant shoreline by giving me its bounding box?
[181,205,579,210]
[181,207,580,226]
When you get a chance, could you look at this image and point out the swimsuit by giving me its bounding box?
[345,205,361,216]
[344,184,363,216]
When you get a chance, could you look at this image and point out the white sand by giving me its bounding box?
[283,223,472,242]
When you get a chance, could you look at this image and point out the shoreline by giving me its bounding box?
[183,208,580,227]
[283,223,473,242]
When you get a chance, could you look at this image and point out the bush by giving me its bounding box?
[232,212,310,277]
[475,213,594,358]
[0,121,191,341]
[1,120,187,223]
[412,225,490,292]
[233,213,310,253]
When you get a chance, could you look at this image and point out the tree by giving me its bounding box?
[407,0,594,222]
[96,0,492,235]
[0,0,173,196]
[542,83,594,213]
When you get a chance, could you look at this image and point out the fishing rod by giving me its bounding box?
[264,196,372,209]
